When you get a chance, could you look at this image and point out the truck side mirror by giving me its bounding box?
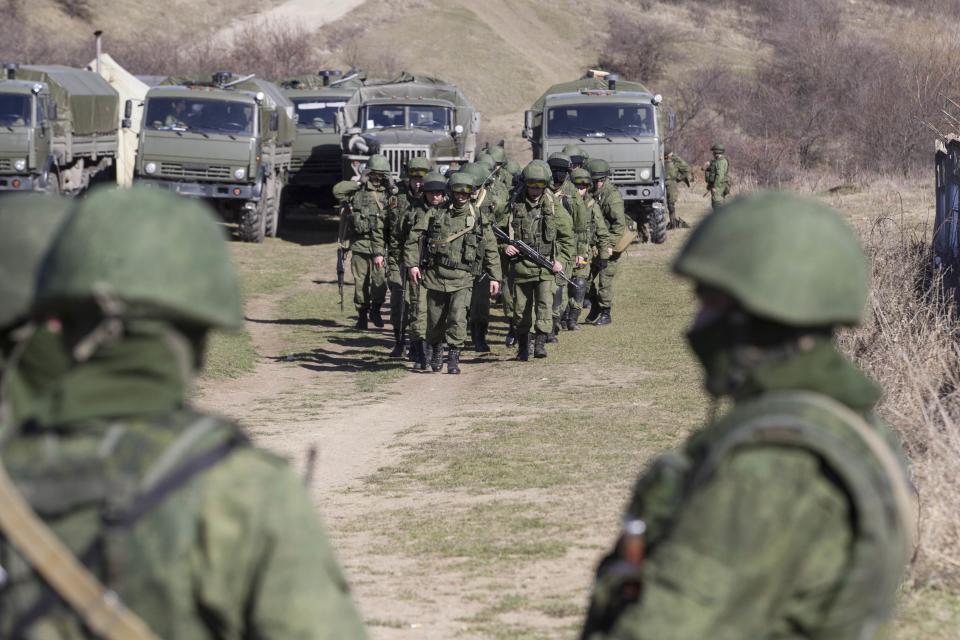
[122,99,133,129]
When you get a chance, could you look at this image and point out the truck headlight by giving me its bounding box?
[639,168,652,180]
[13,159,26,172]
[233,167,246,180]
[144,162,158,175]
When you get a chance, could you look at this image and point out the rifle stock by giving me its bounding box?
[491,225,575,286]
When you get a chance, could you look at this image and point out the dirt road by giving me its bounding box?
[217,0,366,41]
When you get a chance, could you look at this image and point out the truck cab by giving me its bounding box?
[0,80,51,191]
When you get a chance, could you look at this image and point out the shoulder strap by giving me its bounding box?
[0,460,161,640]
[440,204,479,244]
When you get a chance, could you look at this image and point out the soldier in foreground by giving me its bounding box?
[705,142,731,211]
[581,192,914,639]
[584,159,627,326]
[406,173,501,374]
[663,148,692,229]
[0,188,367,639]
[339,154,390,329]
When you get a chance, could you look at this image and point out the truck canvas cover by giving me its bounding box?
[17,65,119,137]
[342,72,475,130]
[532,76,651,112]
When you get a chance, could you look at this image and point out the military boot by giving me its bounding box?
[411,340,427,370]
[534,332,548,358]
[422,341,433,369]
[584,303,601,324]
[516,333,530,361]
[505,328,517,347]
[547,318,560,344]
[567,308,582,331]
[430,343,443,372]
[475,323,490,353]
[355,306,369,330]
[447,348,461,374]
[596,307,612,326]
[369,303,385,328]
[389,327,404,358]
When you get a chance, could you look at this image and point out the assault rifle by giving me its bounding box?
[491,224,575,286]
[336,246,345,312]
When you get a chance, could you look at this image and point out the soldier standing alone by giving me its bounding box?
[705,143,731,211]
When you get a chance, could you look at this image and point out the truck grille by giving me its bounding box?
[160,163,232,181]
[382,147,429,177]
[612,168,639,182]
[0,159,10,172]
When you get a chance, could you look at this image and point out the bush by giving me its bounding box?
[595,9,686,84]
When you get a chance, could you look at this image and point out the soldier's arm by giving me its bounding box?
[371,210,386,257]
[196,449,368,639]
[403,211,430,267]
[591,449,851,640]
[606,190,627,239]
[554,207,575,266]
[593,206,613,254]
[481,221,503,282]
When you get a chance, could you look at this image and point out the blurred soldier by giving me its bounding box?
[546,153,580,343]
[386,156,431,357]
[485,145,513,193]
[585,159,627,326]
[475,152,509,209]
[505,162,574,360]
[562,143,590,170]
[339,154,389,330]
[567,168,612,331]
[0,187,368,639]
[405,173,501,374]
[664,148,692,229]
[407,172,449,370]
[705,142,731,210]
[504,159,523,193]
[0,194,71,428]
[581,193,914,640]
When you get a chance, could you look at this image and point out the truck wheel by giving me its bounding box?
[44,168,61,195]
[266,177,281,238]
[239,198,267,243]
[649,206,668,245]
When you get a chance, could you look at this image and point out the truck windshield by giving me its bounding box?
[292,98,344,131]
[0,94,31,127]
[546,103,656,138]
[363,104,451,131]
[145,97,254,136]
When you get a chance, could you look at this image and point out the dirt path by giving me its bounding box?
[217,0,366,41]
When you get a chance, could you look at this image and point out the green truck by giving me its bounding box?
[281,70,364,211]
[134,72,296,242]
[0,64,119,194]
[338,72,480,178]
[524,71,668,243]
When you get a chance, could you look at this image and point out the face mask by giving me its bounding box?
[685,311,749,397]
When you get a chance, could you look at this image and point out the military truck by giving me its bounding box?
[338,72,480,179]
[524,70,668,243]
[281,70,364,211]
[133,72,296,243]
[0,64,119,194]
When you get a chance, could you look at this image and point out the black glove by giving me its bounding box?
[597,258,609,270]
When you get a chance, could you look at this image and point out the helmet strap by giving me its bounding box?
[71,287,127,363]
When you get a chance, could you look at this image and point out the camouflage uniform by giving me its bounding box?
[567,168,612,330]
[705,143,731,211]
[582,193,913,640]
[664,151,691,228]
[404,174,501,374]
[586,160,627,326]
[0,188,367,640]
[546,153,581,342]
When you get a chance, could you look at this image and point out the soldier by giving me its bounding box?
[566,168,612,331]
[584,159,627,327]
[407,172,449,370]
[562,143,590,170]
[581,192,914,640]
[505,162,574,360]
[386,156,431,357]
[339,154,390,330]
[485,144,513,194]
[405,173,502,374]
[664,148,692,229]
[705,142,731,211]
[0,187,367,639]
[546,152,580,343]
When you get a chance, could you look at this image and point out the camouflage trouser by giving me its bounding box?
[351,252,386,310]
[552,261,574,325]
[499,253,515,328]
[665,185,678,221]
[567,263,590,313]
[513,278,554,335]
[406,279,425,341]
[710,185,729,211]
[469,274,492,327]
[590,253,620,309]
[426,286,471,348]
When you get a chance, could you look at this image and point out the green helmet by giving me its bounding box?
[586,158,611,179]
[570,167,592,187]
[521,161,552,185]
[367,154,391,174]
[673,192,867,327]
[561,144,589,165]
[0,193,72,331]
[459,162,488,188]
[448,172,475,194]
[504,160,522,177]
[711,143,725,153]
[405,156,431,176]
[36,187,243,330]
[547,152,571,171]
[475,151,495,167]
[486,146,506,164]
[422,172,448,193]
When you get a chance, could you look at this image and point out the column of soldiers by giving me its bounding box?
[0,172,913,639]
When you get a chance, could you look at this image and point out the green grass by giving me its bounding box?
[201,328,256,380]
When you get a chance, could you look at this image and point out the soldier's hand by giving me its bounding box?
[606,247,613,258]
[373,255,385,269]
[504,245,520,257]
[551,260,563,273]
[489,280,501,296]
[408,267,422,284]
[576,255,588,267]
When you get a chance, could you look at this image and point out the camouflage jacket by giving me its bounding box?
[582,340,911,640]
[386,184,428,277]
[665,156,691,191]
[577,192,612,276]
[0,321,367,640]
[506,192,574,283]
[592,181,627,248]
[705,156,730,192]
[342,182,387,256]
